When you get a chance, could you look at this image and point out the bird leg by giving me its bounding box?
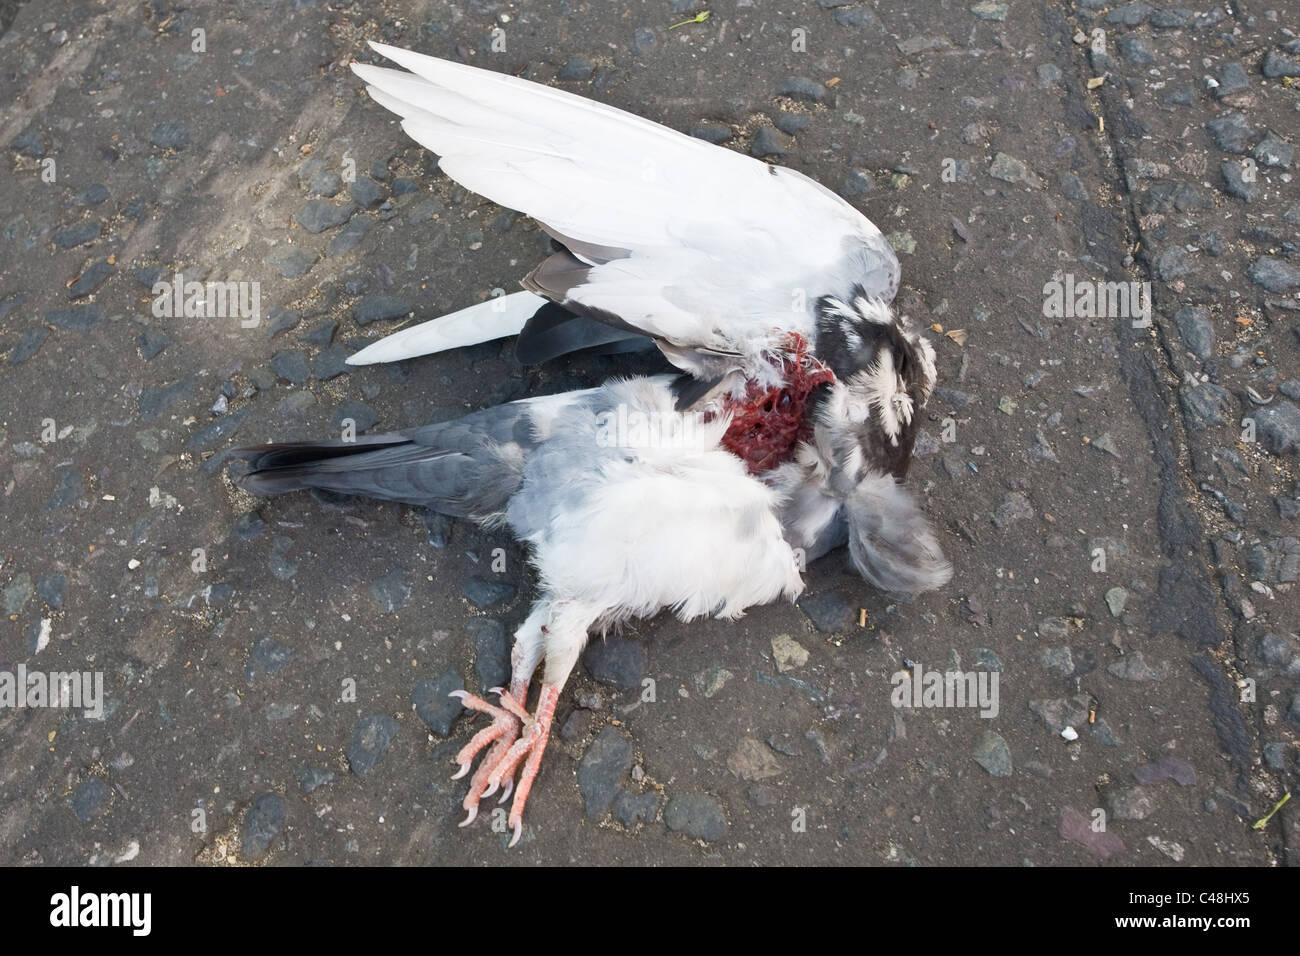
[448,604,548,826]
[449,598,594,846]
[448,681,527,826]
[487,683,561,847]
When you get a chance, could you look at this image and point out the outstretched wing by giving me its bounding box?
[350,43,898,377]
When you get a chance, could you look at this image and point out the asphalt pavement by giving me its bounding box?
[0,0,1296,865]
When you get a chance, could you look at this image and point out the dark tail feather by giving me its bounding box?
[234,431,446,495]
[233,420,524,517]
[233,434,410,472]
[516,300,652,365]
[233,436,411,497]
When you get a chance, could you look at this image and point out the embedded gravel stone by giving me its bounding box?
[1029,695,1090,733]
[70,779,111,822]
[780,77,828,102]
[1256,633,1295,668]
[1179,383,1234,430]
[349,178,384,208]
[369,568,411,612]
[751,126,794,159]
[1252,402,1300,456]
[468,618,510,691]
[347,714,399,776]
[312,345,353,380]
[1105,786,1156,821]
[308,168,343,197]
[270,350,310,384]
[1107,651,1169,681]
[972,730,1013,777]
[1152,246,1193,282]
[296,200,356,233]
[1173,306,1214,359]
[9,327,47,363]
[1213,61,1249,99]
[989,152,1041,188]
[1133,756,1197,787]
[47,305,102,332]
[578,725,633,819]
[1262,50,1300,78]
[1220,161,1259,202]
[273,246,316,278]
[798,590,856,632]
[664,793,727,841]
[1059,806,1125,859]
[353,295,413,325]
[327,217,372,256]
[295,767,336,794]
[727,737,781,781]
[411,668,464,736]
[612,790,660,827]
[689,123,731,143]
[67,261,113,299]
[36,573,66,609]
[3,573,33,617]
[1248,257,1300,293]
[558,56,595,81]
[333,401,378,433]
[242,793,285,860]
[461,576,516,609]
[245,635,294,682]
[1206,112,1254,153]
[993,491,1033,527]
[840,169,875,196]
[1254,132,1294,169]
[1104,2,1152,26]
[267,308,302,337]
[1041,646,1074,678]
[150,121,190,149]
[582,637,646,691]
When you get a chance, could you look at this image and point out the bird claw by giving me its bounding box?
[448,688,525,831]
[450,684,560,848]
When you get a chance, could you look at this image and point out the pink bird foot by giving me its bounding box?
[448,688,522,826]
[451,684,561,847]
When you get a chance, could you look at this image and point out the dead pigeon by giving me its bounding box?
[235,372,949,845]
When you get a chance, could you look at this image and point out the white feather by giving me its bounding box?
[350,44,899,365]
[346,290,547,365]
[508,378,804,627]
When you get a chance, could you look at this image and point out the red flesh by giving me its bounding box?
[717,333,836,475]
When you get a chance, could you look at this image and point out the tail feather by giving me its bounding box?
[234,400,539,515]
[234,437,466,502]
[346,290,548,365]
[233,434,409,472]
[515,300,653,365]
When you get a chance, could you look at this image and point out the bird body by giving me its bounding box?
[236,43,952,845]
[240,377,804,623]
[238,376,805,844]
